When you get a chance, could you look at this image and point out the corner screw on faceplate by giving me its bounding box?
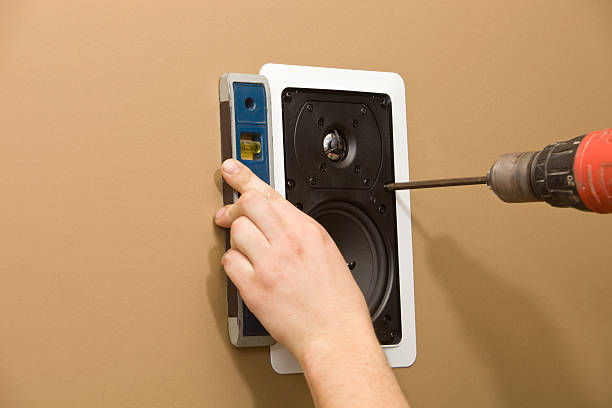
[380,98,387,108]
[306,103,313,112]
[352,119,359,128]
[308,176,317,186]
[363,178,371,186]
[283,90,292,103]
[286,179,296,190]
[354,164,361,174]
[378,204,386,214]
[360,106,367,115]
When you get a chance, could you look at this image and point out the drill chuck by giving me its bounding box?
[486,151,538,203]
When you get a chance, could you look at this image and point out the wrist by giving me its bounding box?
[296,326,406,408]
[296,325,383,377]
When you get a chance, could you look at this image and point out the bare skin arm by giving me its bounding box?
[215,158,409,408]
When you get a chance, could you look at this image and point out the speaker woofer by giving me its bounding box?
[310,202,391,319]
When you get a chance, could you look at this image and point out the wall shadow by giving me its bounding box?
[413,219,596,407]
[205,169,311,408]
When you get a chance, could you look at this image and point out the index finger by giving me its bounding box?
[221,158,279,197]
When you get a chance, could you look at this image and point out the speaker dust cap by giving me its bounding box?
[310,202,390,318]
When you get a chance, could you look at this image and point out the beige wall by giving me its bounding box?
[1,1,611,407]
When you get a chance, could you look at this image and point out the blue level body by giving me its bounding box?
[232,82,270,337]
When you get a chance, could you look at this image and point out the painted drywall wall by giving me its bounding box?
[1,1,611,407]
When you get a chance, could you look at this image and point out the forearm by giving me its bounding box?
[216,159,410,407]
[299,331,409,408]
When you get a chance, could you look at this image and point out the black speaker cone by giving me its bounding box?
[310,202,390,319]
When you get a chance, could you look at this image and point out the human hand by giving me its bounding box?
[214,158,375,361]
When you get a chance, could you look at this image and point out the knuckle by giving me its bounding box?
[218,204,233,222]
[288,237,305,257]
[231,216,250,233]
[239,190,260,206]
[318,224,333,243]
[257,269,278,291]
[265,186,281,201]
[301,220,333,248]
[222,252,241,278]
[305,220,325,239]
[258,256,286,288]
[222,249,237,267]
[253,256,272,274]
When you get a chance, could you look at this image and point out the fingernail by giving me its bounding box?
[222,159,239,174]
[215,206,226,220]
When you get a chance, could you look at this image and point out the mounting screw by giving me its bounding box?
[286,179,296,190]
[283,90,292,102]
[319,163,327,173]
[308,176,317,186]
[390,330,396,339]
[383,314,392,325]
[363,178,370,186]
[352,119,359,128]
[378,204,386,214]
[306,103,313,112]
[317,117,325,127]
[354,164,361,173]
[380,98,387,108]
[360,106,367,115]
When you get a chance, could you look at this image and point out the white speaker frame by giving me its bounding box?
[260,63,416,374]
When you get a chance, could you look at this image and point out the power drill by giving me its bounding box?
[385,129,612,214]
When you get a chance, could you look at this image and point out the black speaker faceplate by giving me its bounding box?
[282,88,401,345]
[310,202,390,318]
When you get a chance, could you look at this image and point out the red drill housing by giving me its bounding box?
[574,129,612,213]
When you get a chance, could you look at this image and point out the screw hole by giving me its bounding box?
[245,97,255,111]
